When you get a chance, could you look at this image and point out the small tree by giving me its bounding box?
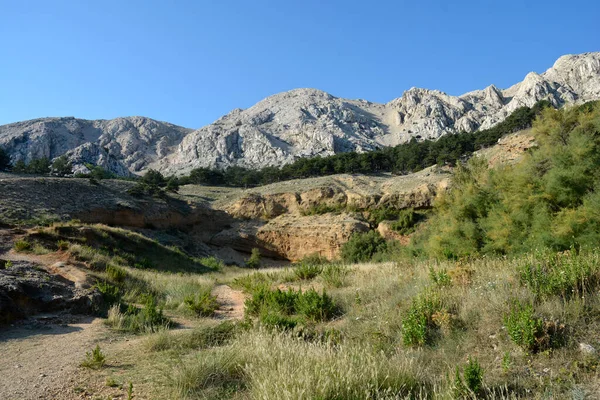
[0,147,11,172]
[246,248,261,269]
[27,158,51,174]
[141,169,166,187]
[12,160,27,173]
[51,155,73,176]
[166,177,180,193]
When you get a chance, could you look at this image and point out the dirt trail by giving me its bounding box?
[212,284,246,320]
[0,316,106,400]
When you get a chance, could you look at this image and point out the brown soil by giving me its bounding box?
[212,284,246,320]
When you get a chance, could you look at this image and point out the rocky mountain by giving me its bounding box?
[1,52,599,175]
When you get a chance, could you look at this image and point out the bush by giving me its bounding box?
[321,264,351,288]
[402,290,446,346]
[96,281,121,305]
[184,289,220,317]
[106,264,127,283]
[293,263,323,281]
[429,267,451,287]
[518,251,600,300]
[51,155,73,176]
[106,297,172,333]
[57,240,70,251]
[146,321,237,352]
[504,301,565,353]
[14,240,32,252]
[454,357,484,397]
[246,248,261,269]
[340,231,387,263]
[245,286,337,328]
[80,345,106,369]
[199,256,225,271]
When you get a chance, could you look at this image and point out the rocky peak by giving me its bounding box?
[1,52,599,175]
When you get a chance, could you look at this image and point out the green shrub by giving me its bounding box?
[106,297,172,333]
[390,208,426,235]
[81,345,106,369]
[454,357,484,397]
[57,240,70,251]
[402,290,445,346]
[51,155,73,176]
[245,286,337,328]
[184,289,219,317]
[295,288,336,322]
[518,251,600,300]
[147,321,237,352]
[504,301,565,353]
[340,231,387,263]
[293,263,323,280]
[321,264,351,288]
[106,264,127,283]
[199,256,225,271]
[96,281,121,305]
[429,267,452,287]
[245,248,261,269]
[14,240,32,252]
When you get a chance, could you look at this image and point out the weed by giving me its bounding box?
[57,240,70,251]
[184,289,219,317]
[429,267,452,287]
[199,256,225,271]
[14,240,31,252]
[321,263,351,288]
[81,345,106,369]
[245,248,261,269]
[105,377,119,388]
[504,300,565,353]
[106,264,127,283]
[293,263,323,280]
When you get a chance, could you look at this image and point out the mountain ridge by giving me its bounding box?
[1,52,599,175]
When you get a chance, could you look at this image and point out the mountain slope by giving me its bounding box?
[1,52,599,175]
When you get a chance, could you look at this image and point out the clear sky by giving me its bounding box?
[1,0,598,128]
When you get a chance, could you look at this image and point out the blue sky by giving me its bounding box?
[1,0,598,128]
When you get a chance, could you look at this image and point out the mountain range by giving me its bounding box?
[1,52,599,176]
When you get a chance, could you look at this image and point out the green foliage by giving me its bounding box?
[417,101,600,258]
[147,321,237,352]
[107,296,172,333]
[166,177,180,192]
[141,169,167,187]
[245,248,261,269]
[454,357,484,397]
[0,147,11,171]
[517,250,600,300]
[13,240,32,252]
[81,345,106,369]
[340,230,387,263]
[106,264,127,283]
[429,267,451,287]
[184,289,219,317]
[245,286,337,328]
[11,157,51,174]
[504,300,565,353]
[96,281,121,305]
[321,263,351,288]
[199,256,225,271]
[51,155,73,176]
[389,208,426,235]
[402,290,444,346]
[293,263,323,281]
[174,101,550,188]
[56,240,70,251]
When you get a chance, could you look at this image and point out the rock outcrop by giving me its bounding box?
[1,53,599,175]
[256,214,370,261]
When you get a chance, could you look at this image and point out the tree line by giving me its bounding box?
[0,100,551,187]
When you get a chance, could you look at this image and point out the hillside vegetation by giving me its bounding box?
[3,102,600,399]
[413,101,600,259]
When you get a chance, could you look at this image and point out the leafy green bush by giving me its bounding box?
[51,155,73,176]
[340,231,387,263]
[293,263,323,280]
[321,264,351,288]
[504,301,565,353]
[81,345,106,369]
[454,357,484,397]
[96,281,121,305]
[518,251,600,300]
[106,264,127,283]
[295,288,336,322]
[184,289,219,317]
[13,240,32,252]
[199,256,225,271]
[57,240,70,251]
[402,290,445,346]
[245,248,261,269]
[245,286,337,328]
[429,267,451,287]
[106,297,172,333]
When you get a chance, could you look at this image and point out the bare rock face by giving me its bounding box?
[256,213,370,261]
[0,116,191,175]
[1,53,599,175]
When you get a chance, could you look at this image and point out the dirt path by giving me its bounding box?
[0,316,107,400]
[212,284,246,320]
